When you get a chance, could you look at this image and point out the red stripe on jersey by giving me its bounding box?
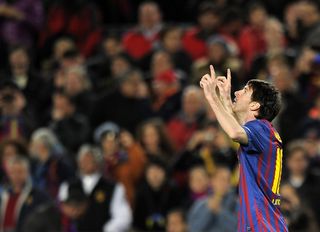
[254,198,262,232]
[240,165,255,232]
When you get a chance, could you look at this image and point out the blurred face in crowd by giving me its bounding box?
[65,69,87,96]
[9,48,30,76]
[30,140,49,162]
[139,2,162,29]
[61,202,87,220]
[142,124,160,149]
[211,167,231,195]
[163,28,182,53]
[1,144,19,167]
[54,38,76,60]
[120,72,144,97]
[249,6,267,28]
[189,167,209,194]
[151,51,173,77]
[146,164,166,190]
[183,88,203,117]
[166,211,187,232]
[101,133,119,156]
[7,161,29,189]
[271,65,292,92]
[103,37,122,57]
[53,93,75,117]
[208,42,227,64]
[198,12,220,31]
[78,152,98,175]
[111,56,131,77]
[286,149,309,176]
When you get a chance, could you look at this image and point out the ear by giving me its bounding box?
[249,101,260,112]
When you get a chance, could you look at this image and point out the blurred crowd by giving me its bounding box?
[0,0,320,231]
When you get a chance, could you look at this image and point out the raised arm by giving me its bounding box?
[200,66,248,145]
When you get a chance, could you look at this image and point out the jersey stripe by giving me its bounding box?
[272,148,282,193]
[240,164,255,232]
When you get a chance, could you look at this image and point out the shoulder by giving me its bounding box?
[243,119,270,133]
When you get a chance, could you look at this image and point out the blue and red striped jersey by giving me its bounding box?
[238,119,288,232]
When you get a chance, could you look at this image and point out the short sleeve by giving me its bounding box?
[241,120,270,154]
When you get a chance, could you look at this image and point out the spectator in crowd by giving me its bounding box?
[41,36,77,76]
[4,45,50,115]
[173,122,237,183]
[167,85,205,152]
[151,68,182,121]
[73,144,132,232]
[280,183,319,232]
[188,166,238,232]
[239,2,269,71]
[0,156,49,232]
[49,89,90,157]
[270,62,307,144]
[23,179,88,232]
[87,34,126,93]
[137,118,176,164]
[0,81,35,141]
[0,0,44,48]
[95,122,146,205]
[182,2,221,60]
[182,165,209,210]
[219,7,244,56]
[30,128,74,198]
[91,69,152,133]
[283,142,320,224]
[63,65,95,117]
[166,208,188,232]
[133,157,180,232]
[0,138,28,184]
[158,26,193,75]
[122,1,163,61]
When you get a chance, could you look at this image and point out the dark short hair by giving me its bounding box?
[247,79,281,122]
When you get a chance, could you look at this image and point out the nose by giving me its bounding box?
[234,90,240,97]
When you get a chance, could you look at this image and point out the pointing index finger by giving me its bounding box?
[227,68,231,84]
[210,65,216,80]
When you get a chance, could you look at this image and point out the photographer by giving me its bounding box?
[0,81,35,141]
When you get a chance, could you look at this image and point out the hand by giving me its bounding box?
[200,65,219,102]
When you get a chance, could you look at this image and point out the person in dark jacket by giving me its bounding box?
[133,157,180,232]
[49,89,90,157]
[75,144,132,232]
[23,179,88,232]
[30,128,74,198]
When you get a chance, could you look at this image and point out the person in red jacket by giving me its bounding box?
[122,1,163,61]
[182,2,221,61]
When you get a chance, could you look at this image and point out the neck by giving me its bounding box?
[235,112,256,125]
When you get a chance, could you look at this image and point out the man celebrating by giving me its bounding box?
[200,65,288,231]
